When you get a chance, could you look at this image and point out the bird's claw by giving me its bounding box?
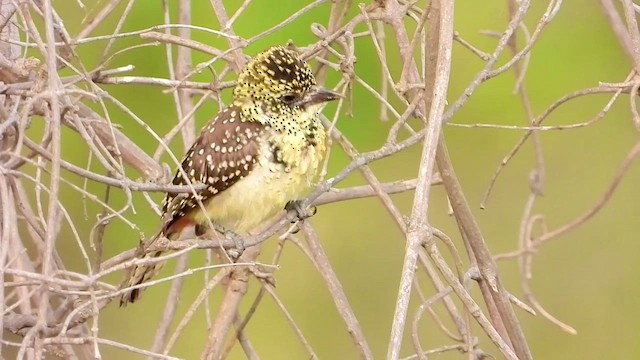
[200,222,245,260]
[219,227,244,261]
[285,200,317,221]
[285,200,317,234]
[225,229,245,259]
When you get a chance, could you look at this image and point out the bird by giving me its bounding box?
[119,45,341,305]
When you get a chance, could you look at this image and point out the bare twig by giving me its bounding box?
[388,0,453,358]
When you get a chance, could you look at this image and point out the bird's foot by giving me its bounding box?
[285,200,317,234]
[285,200,317,221]
[196,222,245,260]
[220,226,245,260]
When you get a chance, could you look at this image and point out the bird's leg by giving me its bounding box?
[284,200,317,234]
[285,200,317,221]
[220,225,245,260]
[195,222,245,259]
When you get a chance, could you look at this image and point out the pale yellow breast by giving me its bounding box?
[195,111,326,234]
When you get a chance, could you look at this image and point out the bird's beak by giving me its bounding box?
[296,87,342,107]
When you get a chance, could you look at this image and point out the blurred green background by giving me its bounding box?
[32,0,640,359]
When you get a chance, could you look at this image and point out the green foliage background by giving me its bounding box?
[43,1,640,359]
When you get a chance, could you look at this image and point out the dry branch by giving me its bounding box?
[0,1,632,359]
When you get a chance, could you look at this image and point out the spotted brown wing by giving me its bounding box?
[160,106,265,235]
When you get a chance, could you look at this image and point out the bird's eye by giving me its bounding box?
[282,94,296,104]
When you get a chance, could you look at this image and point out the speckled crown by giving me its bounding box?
[233,46,316,101]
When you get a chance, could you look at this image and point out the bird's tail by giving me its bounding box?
[119,233,166,306]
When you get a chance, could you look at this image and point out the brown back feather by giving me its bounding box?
[160,106,265,235]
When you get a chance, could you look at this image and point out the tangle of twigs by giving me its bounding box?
[0,1,637,359]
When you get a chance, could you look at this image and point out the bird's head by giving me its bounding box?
[233,46,341,119]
